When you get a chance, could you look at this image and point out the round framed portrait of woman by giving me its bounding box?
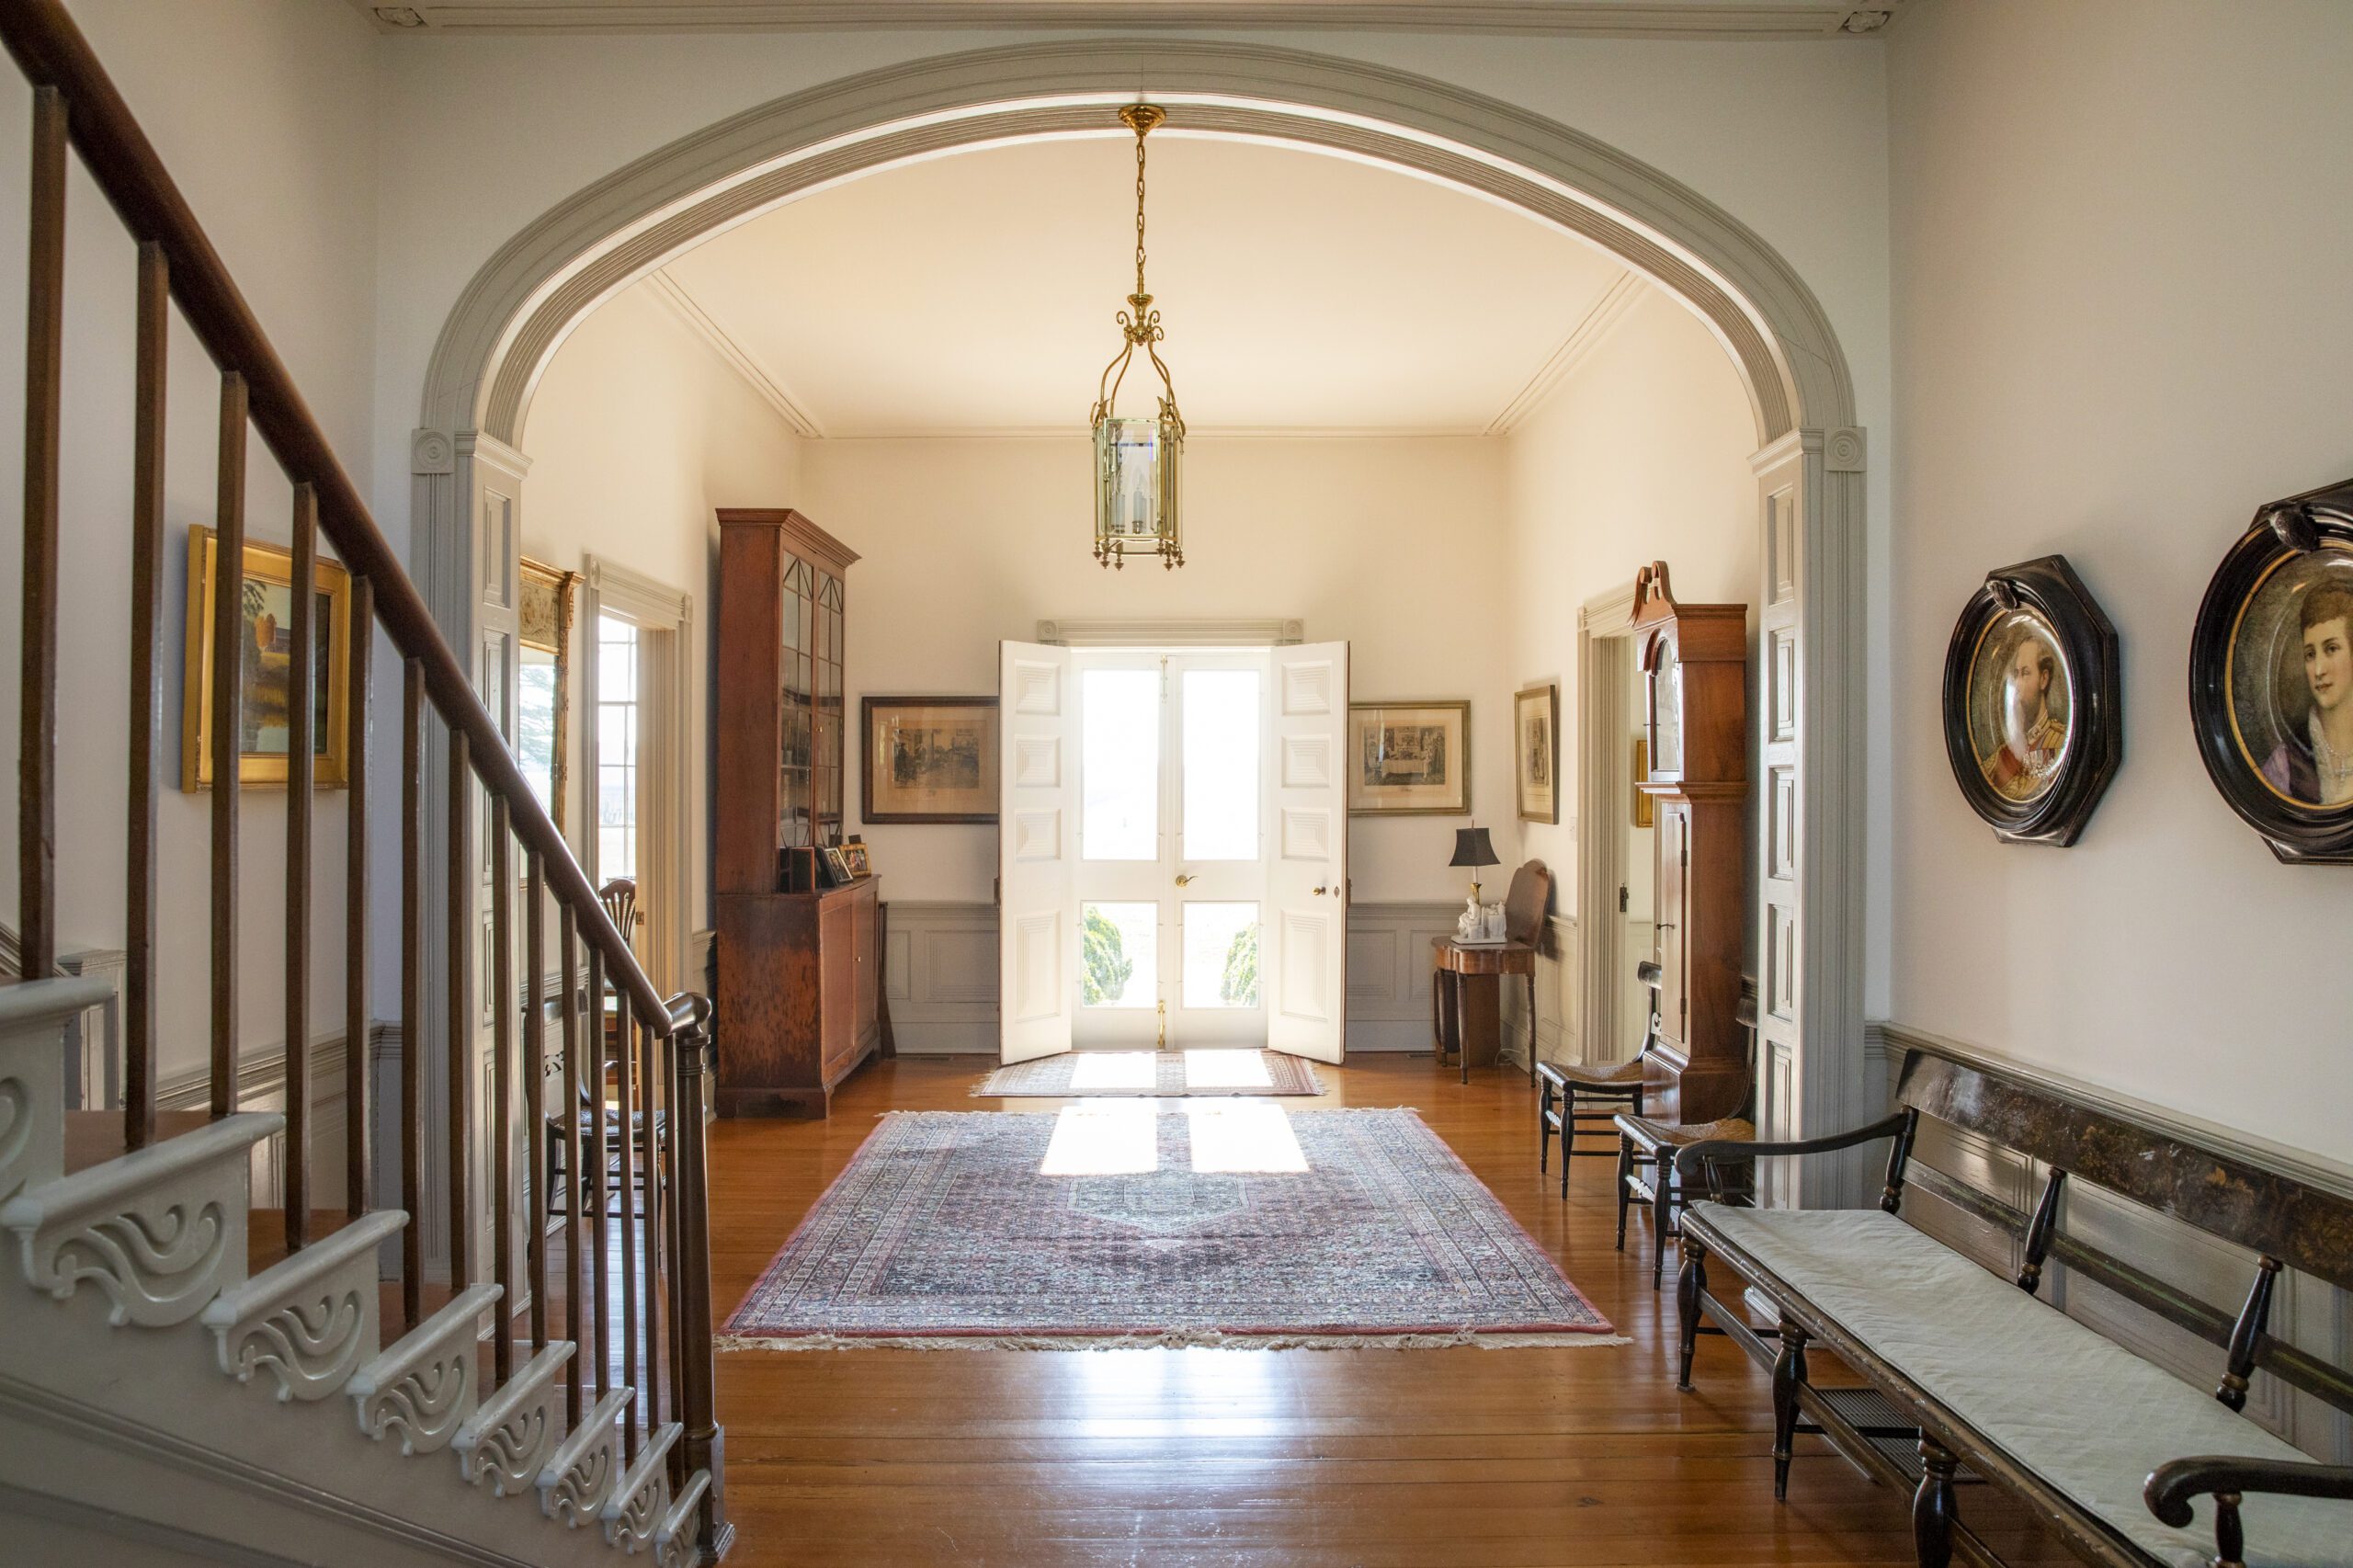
[1941,555,2121,846]
[2190,486,2353,862]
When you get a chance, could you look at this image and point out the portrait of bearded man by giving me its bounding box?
[1988,631,2066,801]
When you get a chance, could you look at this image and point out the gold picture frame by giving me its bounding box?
[518,557,580,834]
[181,525,350,790]
[1347,700,1471,816]
[1515,681,1561,823]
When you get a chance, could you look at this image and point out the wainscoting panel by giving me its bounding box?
[1497,914,1576,1071]
[880,901,1519,1057]
[1869,1021,2353,1462]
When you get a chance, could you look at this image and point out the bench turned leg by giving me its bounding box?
[1613,1134,1633,1251]
[1559,1084,1575,1199]
[1914,1437,1960,1568]
[1675,1237,1708,1389]
[1538,1081,1552,1175]
[1771,1318,1810,1500]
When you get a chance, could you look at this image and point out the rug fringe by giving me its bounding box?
[717,1329,1630,1353]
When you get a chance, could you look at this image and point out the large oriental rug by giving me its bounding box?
[971,1048,1325,1098]
[722,1106,1619,1350]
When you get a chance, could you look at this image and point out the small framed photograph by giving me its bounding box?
[842,837,872,879]
[181,524,351,790]
[2190,485,2353,862]
[819,846,856,888]
[1347,701,1470,816]
[862,696,997,824]
[1515,682,1560,823]
[1942,554,2120,848]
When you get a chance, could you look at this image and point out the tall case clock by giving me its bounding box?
[1630,561,1750,1125]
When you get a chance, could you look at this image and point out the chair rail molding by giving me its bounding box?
[413,38,1869,1199]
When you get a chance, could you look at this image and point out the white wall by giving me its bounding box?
[1503,287,1762,919]
[797,435,1515,904]
[0,1,380,1115]
[518,283,805,942]
[1887,0,2353,1164]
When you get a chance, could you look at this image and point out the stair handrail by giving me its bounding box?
[0,0,675,1036]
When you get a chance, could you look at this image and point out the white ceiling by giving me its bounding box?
[648,134,1639,438]
[354,1,1902,40]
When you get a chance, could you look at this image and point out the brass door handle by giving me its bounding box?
[1175,874,1196,887]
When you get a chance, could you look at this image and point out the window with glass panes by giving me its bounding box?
[597,615,639,880]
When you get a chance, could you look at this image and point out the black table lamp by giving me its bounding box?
[1449,826,1500,902]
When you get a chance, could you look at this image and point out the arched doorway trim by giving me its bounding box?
[413,37,1868,1210]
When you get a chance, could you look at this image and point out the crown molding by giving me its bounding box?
[1484,268,1645,436]
[357,3,1903,41]
[642,268,826,438]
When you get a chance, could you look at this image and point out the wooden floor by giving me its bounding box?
[707,1053,2063,1568]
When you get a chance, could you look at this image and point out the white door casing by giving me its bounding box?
[998,641,1075,1064]
[1265,642,1349,1064]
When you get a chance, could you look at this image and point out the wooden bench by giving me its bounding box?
[1670,1043,2353,1568]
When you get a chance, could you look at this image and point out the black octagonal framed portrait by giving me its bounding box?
[1941,555,2121,847]
[2189,479,2353,864]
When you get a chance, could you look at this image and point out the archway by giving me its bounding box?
[414,37,1870,1205]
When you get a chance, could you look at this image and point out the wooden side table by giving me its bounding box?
[1429,937,1539,1085]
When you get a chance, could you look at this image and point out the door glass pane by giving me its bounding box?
[1080,902,1156,1008]
[1181,902,1258,1008]
[596,616,639,881]
[1182,668,1259,861]
[1081,668,1158,860]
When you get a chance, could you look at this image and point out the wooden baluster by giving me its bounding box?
[401,660,426,1328]
[345,577,372,1218]
[561,907,584,1426]
[448,726,472,1290]
[589,945,610,1403]
[283,485,317,1251]
[490,797,514,1387]
[618,993,641,1459]
[665,1026,687,1465]
[527,851,548,1357]
[669,1002,724,1556]
[17,85,64,987]
[640,1015,663,1431]
[123,241,166,1151]
[210,372,247,1116]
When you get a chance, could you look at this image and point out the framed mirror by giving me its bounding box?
[518,557,579,833]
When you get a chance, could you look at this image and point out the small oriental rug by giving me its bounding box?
[972,1048,1325,1099]
[722,1107,1620,1350]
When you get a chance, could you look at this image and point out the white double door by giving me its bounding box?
[997,641,1348,1065]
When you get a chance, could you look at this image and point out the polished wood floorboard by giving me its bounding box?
[707,1054,2067,1567]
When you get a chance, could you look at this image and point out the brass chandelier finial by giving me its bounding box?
[1090,103,1185,571]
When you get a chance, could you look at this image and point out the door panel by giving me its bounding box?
[1266,642,1348,1063]
[998,641,1074,1063]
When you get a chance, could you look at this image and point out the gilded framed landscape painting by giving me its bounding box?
[1516,682,1560,824]
[862,696,998,824]
[181,525,350,790]
[1347,701,1470,816]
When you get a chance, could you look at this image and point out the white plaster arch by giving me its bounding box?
[414,37,1868,1202]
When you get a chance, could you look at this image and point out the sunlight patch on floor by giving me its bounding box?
[1067,1051,1161,1091]
[1039,1099,1159,1174]
[1183,1100,1309,1174]
[1182,1048,1273,1089]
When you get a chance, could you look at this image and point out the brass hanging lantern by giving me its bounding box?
[1090,104,1185,570]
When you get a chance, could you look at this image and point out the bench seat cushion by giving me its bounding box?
[1685,1204,2347,1568]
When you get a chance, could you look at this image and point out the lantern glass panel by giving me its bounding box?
[1100,415,1165,544]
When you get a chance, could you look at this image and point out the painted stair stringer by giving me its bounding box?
[0,1110,278,1327]
[603,1421,681,1553]
[0,975,112,1203]
[201,1209,408,1402]
[348,1281,501,1457]
[540,1385,632,1528]
[654,1467,711,1568]
[453,1338,575,1496]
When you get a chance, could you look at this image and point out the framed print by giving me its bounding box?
[181,525,350,790]
[842,837,872,878]
[517,557,578,833]
[2190,481,2353,862]
[862,696,998,824]
[1515,682,1560,824]
[1940,555,2120,847]
[1347,700,1470,816]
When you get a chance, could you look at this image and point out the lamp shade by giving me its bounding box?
[1449,827,1500,869]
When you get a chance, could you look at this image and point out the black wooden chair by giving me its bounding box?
[544,876,665,1217]
[1614,993,1759,1288]
[1536,960,1660,1198]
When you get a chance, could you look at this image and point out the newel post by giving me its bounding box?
[667,995,729,1557]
